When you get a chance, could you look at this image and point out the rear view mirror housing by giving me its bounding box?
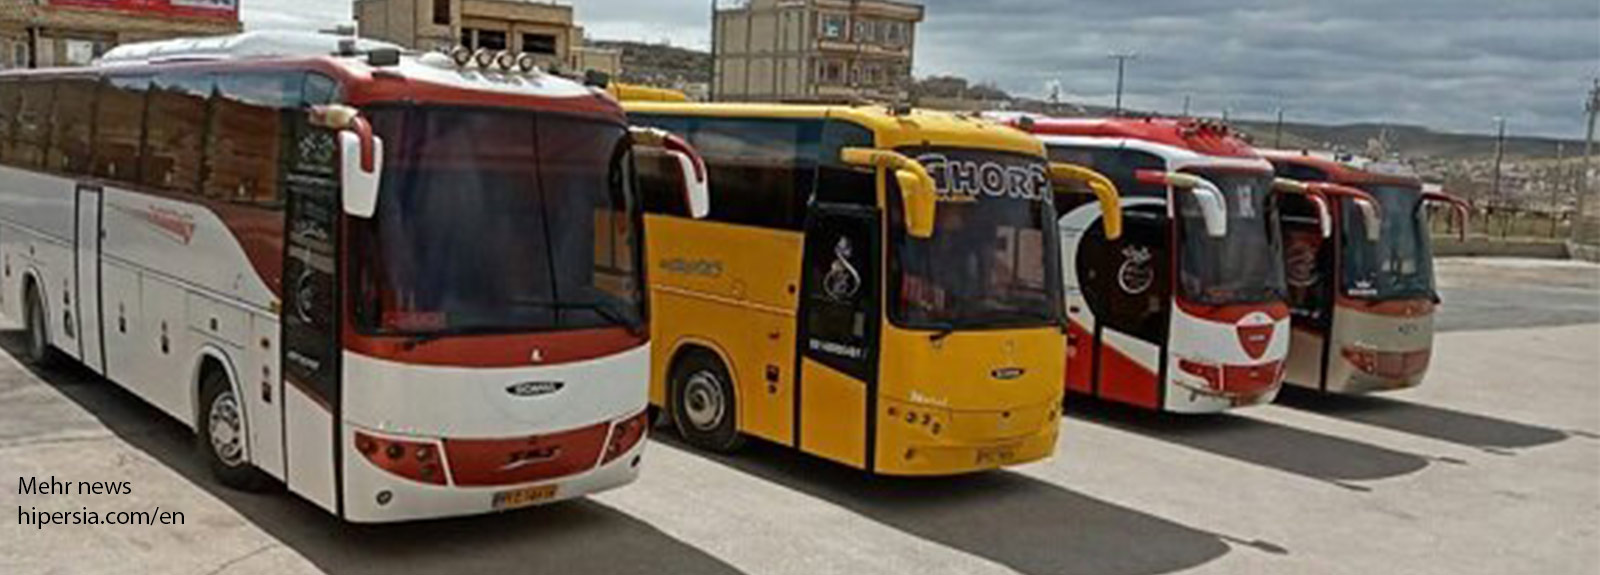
[312,105,383,219]
[1049,162,1123,240]
[1135,169,1228,238]
[630,127,711,219]
[1303,181,1384,243]
[841,148,938,239]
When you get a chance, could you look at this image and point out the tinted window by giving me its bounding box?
[634,116,692,217]
[0,79,19,164]
[49,77,97,175]
[143,73,212,193]
[812,119,875,206]
[1048,146,1167,202]
[9,81,54,169]
[689,117,821,229]
[204,73,303,205]
[94,76,149,182]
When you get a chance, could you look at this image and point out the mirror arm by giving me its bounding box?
[1270,178,1332,239]
[1050,163,1123,240]
[1423,191,1472,242]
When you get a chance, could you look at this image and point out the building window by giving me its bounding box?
[523,34,557,56]
[817,60,846,85]
[433,0,451,25]
[819,13,847,40]
[854,19,875,43]
[884,21,906,46]
[469,29,507,51]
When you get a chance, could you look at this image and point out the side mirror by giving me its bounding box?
[1049,162,1123,240]
[1271,179,1333,239]
[1423,190,1471,242]
[1307,181,1384,243]
[841,148,938,239]
[313,105,383,219]
[1136,169,1228,238]
[630,127,711,219]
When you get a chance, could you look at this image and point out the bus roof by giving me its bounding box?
[1016,117,1260,160]
[3,31,621,120]
[623,101,1047,158]
[1258,149,1422,187]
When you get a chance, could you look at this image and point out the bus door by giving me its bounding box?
[797,202,881,469]
[73,183,104,374]
[1278,190,1336,390]
[280,122,343,513]
[1075,203,1170,406]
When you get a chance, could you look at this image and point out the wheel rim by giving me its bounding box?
[208,390,245,467]
[681,371,726,432]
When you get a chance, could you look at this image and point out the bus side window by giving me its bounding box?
[0,79,19,166]
[143,73,213,195]
[812,119,874,206]
[8,80,54,170]
[690,117,821,231]
[302,72,339,107]
[93,76,150,184]
[205,72,301,206]
[48,77,97,177]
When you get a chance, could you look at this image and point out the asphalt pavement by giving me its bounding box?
[2,257,1596,575]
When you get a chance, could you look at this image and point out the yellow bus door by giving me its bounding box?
[796,202,882,470]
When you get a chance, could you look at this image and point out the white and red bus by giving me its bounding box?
[0,32,707,522]
[1005,117,1309,413]
[1264,150,1468,394]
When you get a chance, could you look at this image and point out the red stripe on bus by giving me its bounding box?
[343,328,647,369]
[1096,340,1161,409]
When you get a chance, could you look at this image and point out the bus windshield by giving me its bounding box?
[888,148,1061,330]
[1176,169,1285,306]
[1342,185,1434,299]
[351,105,643,336]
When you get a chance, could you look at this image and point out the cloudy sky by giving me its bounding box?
[244,0,1599,139]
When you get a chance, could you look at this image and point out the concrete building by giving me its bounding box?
[0,0,240,69]
[355,0,617,74]
[713,0,923,103]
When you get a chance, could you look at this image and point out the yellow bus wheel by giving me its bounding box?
[669,351,745,453]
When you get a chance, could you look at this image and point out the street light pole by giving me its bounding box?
[1108,51,1137,116]
[1274,106,1285,148]
[1491,116,1507,203]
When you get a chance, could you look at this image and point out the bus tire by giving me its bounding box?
[22,283,62,368]
[197,369,273,492]
[669,350,744,453]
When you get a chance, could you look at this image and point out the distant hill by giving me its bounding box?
[591,39,1587,161]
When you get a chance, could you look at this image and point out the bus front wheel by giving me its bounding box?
[197,369,273,492]
[669,351,745,453]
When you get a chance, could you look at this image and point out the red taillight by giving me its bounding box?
[602,411,649,466]
[1342,346,1431,378]
[355,431,447,486]
[1178,359,1222,390]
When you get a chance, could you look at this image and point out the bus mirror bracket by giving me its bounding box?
[841,148,937,239]
[1049,163,1123,240]
[1271,178,1333,239]
[1298,180,1385,243]
[631,127,711,219]
[312,105,383,219]
[1136,169,1228,238]
[1423,191,1471,242]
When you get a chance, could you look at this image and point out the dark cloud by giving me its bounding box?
[246,0,1598,138]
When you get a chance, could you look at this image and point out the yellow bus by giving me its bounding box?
[626,102,1122,475]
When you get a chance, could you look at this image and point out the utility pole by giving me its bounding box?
[1274,106,1286,148]
[1181,94,1191,117]
[1577,79,1599,243]
[1491,116,1507,203]
[708,0,719,102]
[1553,143,1566,237]
[1108,51,1137,116]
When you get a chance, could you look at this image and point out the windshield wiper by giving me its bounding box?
[509,299,645,335]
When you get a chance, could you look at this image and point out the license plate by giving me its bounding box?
[492,484,559,510]
[976,444,1020,466]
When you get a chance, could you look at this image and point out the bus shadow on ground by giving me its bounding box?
[655,434,1243,575]
[1274,387,1569,452]
[0,334,743,575]
[1066,399,1430,488]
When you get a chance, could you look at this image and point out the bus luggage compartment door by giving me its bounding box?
[74,184,104,374]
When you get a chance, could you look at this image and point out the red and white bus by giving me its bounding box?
[1264,150,1468,394]
[0,32,707,522]
[1005,117,1313,413]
